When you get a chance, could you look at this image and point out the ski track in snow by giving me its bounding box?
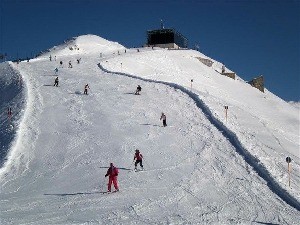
[98,62,300,211]
[0,37,299,224]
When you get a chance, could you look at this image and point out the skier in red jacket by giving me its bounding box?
[105,163,119,192]
[134,149,144,171]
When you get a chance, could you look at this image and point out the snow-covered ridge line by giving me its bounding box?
[289,101,300,109]
[98,63,300,211]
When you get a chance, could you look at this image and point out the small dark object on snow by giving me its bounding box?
[54,77,59,87]
[135,85,142,95]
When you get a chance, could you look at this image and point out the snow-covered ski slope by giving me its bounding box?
[0,35,299,224]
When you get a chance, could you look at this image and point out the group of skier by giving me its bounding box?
[49,55,57,61]
[103,89,167,193]
[134,85,167,126]
[50,55,168,193]
[104,149,144,193]
[54,59,77,68]
[103,85,168,192]
[53,77,90,95]
[52,58,90,95]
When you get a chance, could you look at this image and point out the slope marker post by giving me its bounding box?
[286,157,292,188]
[224,106,228,123]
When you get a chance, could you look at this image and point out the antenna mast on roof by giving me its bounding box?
[160,19,164,29]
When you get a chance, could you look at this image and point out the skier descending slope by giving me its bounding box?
[133,149,144,171]
[53,77,59,87]
[84,84,90,95]
[135,85,142,95]
[160,112,167,127]
[104,163,119,192]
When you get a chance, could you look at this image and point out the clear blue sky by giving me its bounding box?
[0,0,299,101]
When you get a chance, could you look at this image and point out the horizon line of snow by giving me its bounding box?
[98,62,300,211]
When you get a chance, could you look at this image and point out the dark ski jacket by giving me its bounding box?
[134,152,143,161]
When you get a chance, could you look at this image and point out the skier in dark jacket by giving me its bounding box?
[135,85,142,95]
[133,149,143,171]
[160,112,167,127]
[54,77,59,87]
[84,84,90,95]
[105,163,119,192]
[221,64,225,74]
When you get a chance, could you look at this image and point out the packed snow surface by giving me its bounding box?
[0,35,299,224]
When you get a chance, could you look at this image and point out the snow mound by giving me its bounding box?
[38,34,125,58]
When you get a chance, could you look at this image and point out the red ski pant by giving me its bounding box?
[108,176,119,192]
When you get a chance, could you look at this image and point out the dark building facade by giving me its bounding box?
[146,29,188,49]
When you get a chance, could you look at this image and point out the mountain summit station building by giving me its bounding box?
[146,28,188,49]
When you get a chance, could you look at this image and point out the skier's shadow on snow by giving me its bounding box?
[44,191,106,196]
[253,222,279,225]
[69,91,83,95]
[43,84,56,87]
[140,123,161,127]
[124,92,136,95]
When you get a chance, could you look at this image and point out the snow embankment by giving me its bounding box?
[0,62,25,169]
[0,61,43,181]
